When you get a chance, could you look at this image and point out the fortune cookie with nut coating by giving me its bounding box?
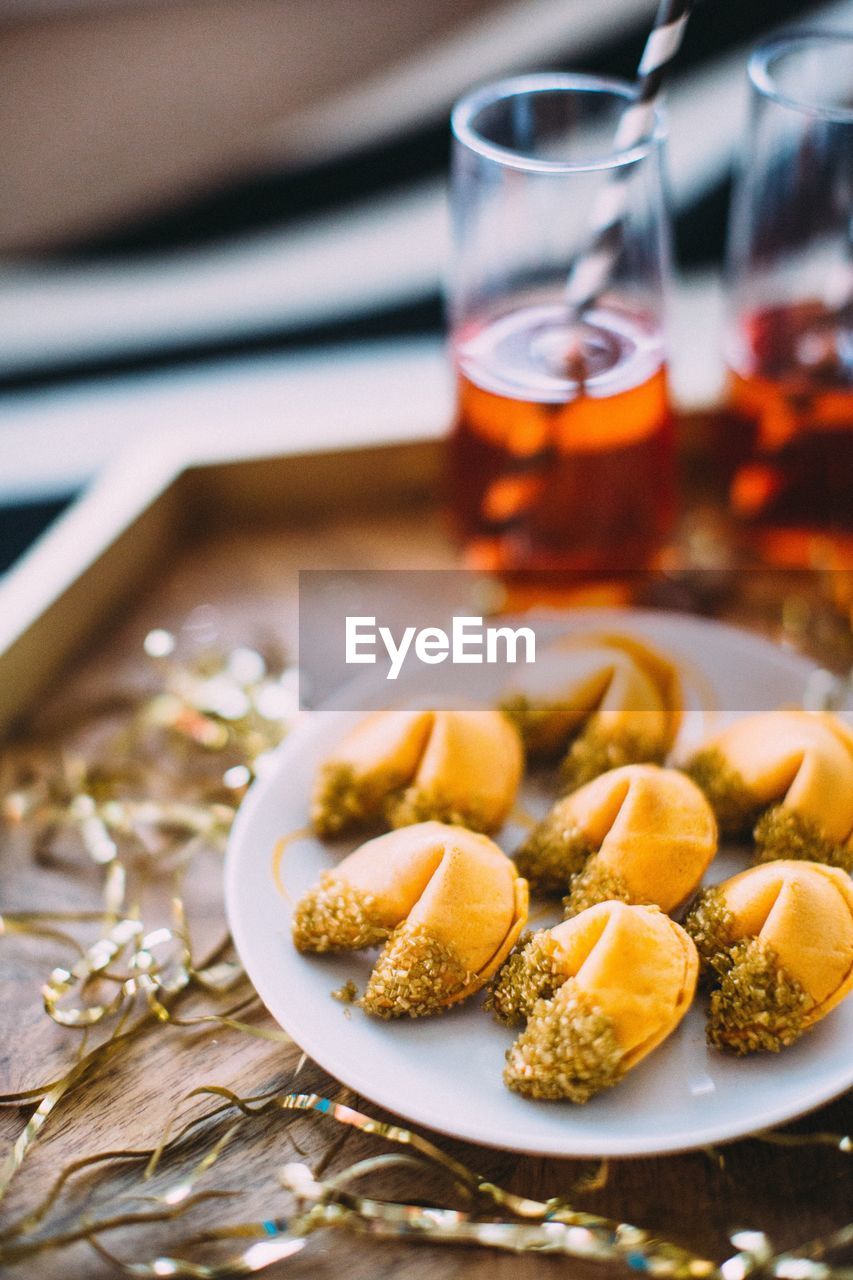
[685,860,853,1054]
[311,708,523,838]
[489,902,698,1102]
[516,764,717,916]
[500,632,682,790]
[292,821,528,1018]
[684,710,853,870]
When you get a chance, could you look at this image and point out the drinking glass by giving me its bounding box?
[724,31,853,565]
[447,73,676,576]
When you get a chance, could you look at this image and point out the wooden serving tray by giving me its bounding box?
[0,423,450,741]
[0,388,849,1280]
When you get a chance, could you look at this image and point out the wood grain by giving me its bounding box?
[1,498,850,1279]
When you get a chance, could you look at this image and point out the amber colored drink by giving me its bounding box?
[725,301,853,563]
[449,303,675,574]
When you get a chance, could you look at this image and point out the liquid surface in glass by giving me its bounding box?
[449,302,674,574]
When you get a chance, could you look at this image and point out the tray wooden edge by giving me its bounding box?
[0,434,444,741]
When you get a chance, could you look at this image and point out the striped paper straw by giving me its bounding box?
[565,0,692,315]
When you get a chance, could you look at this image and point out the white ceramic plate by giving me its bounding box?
[225,610,853,1157]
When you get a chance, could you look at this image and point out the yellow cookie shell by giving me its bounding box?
[292,821,529,1018]
[685,710,853,870]
[685,860,853,1054]
[491,901,698,1102]
[500,632,682,789]
[516,763,717,916]
[310,708,524,838]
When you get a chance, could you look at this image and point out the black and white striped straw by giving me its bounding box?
[564,0,693,315]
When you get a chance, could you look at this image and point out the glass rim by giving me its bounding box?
[748,30,853,123]
[451,72,666,174]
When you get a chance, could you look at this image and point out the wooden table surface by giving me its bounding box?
[1,495,850,1280]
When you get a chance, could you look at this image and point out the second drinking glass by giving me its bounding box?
[724,31,853,566]
[447,73,676,576]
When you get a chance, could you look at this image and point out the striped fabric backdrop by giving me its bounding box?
[0,0,846,391]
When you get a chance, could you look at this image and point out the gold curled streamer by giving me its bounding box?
[0,926,247,1109]
[766,1224,853,1280]
[321,1152,445,1194]
[230,1091,717,1276]
[0,1192,240,1266]
[174,1014,293,1044]
[0,1120,239,1249]
[289,1181,693,1263]
[0,1144,161,1245]
[0,942,250,1198]
[721,1230,774,1280]
[0,916,88,956]
[0,1027,136,1203]
[42,917,144,1027]
[89,1229,308,1278]
[0,639,294,1181]
[192,957,244,992]
[135,1124,244,1211]
[1,1072,852,1279]
[0,908,110,924]
[0,1077,287,1247]
[753,1131,853,1155]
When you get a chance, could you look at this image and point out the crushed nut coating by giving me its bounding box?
[331,979,360,1004]
[385,787,494,834]
[487,931,565,1025]
[360,923,470,1019]
[514,815,594,896]
[561,725,665,792]
[562,862,636,919]
[682,749,759,839]
[311,763,405,837]
[754,806,852,872]
[706,937,809,1054]
[683,887,735,980]
[292,875,389,953]
[503,980,624,1102]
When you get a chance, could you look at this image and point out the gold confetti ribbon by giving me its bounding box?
[2,1082,849,1278]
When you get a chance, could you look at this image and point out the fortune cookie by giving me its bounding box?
[490,902,698,1101]
[685,710,853,870]
[311,708,523,838]
[292,821,528,1018]
[516,764,717,916]
[500,632,682,790]
[685,860,853,1054]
